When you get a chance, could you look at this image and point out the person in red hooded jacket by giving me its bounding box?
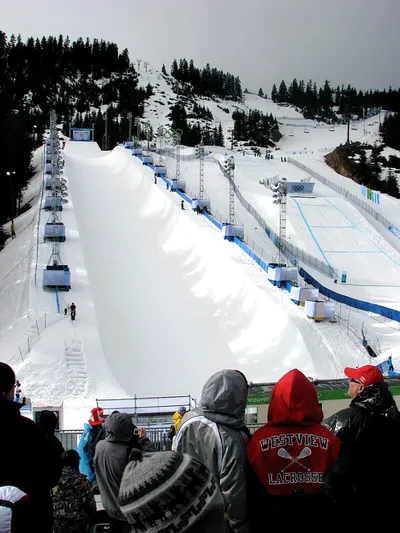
[247,369,340,525]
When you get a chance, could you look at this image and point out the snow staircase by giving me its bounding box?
[64,338,87,395]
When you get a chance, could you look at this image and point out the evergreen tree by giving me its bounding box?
[162,63,167,75]
[385,170,400,198]
[244,88,249,94]
[258,88,264,98]
[171,59,178,77]
[271,84,278,102]
[278,80,287,103]
[217,123,224,146]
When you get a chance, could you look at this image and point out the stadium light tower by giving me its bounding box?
[173,130,183,181]
[272,178,288,266]
[223,156,236,224]
[195,140,205,200]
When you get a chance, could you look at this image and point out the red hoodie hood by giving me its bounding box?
[267,369,323,426]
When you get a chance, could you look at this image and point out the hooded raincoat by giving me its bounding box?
[176,369,250,533]
[94,413,135,521]
[247,369,340,498]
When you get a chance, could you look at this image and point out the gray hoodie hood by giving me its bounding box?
[199,369,248,428]
[105,412,133,443]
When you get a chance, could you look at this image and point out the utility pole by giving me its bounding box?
[144,61,149,72]
[137,59,142,71]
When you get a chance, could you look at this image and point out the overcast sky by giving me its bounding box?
[1,0,399,93]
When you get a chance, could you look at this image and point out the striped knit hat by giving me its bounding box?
[118,450,224,533]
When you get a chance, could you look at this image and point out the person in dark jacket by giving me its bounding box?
[323,365,400,508]
[247,369,340,526]
[94,412,155,533]
[38,410,65,488]
[176,369,251,533]
[53,450,96,533]
[0,363,53,532]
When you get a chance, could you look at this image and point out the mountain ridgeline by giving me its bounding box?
[263,79,400,123]
[1,30,400,246]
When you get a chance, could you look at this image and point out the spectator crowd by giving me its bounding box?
[1,361,399,532]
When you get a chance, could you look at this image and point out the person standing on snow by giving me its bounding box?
[176,369,251,533]
[247,369,340,526]
[70,303,76,321]
[181,200,185,210]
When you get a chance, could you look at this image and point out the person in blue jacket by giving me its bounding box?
[77,407,106,482]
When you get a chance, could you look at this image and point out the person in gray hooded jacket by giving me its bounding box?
[94,412,155,532]
[176,369,251,533]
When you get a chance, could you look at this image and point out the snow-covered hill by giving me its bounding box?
[1,63,399,428]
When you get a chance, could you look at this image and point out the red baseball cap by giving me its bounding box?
[344,365,384,387]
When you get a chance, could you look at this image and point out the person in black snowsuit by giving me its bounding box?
[0,363,54,532]
[37,410,65,489]
[323,365,400,510]
[70,303,76,321]
[181,200,185,210]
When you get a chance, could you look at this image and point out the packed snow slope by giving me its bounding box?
[64,142,325,397]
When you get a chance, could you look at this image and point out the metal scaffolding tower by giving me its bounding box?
[174,131,182,181]
[195,141,205,199]
[134,117,141,145]
[48,111,64,261]
[272,178,288,266]
[157,126,165,165]
[102,112,109,151]
[127,112,132,141]
[224,156,236,224]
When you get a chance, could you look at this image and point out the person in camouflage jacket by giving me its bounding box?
[52,450,96,533]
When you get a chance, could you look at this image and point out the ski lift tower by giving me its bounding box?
[221,156,244,240]
[272,178,288,266]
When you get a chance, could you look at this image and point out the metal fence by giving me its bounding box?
[212,157,337,278]
[57,424,264,453]
[287,157,399,232]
